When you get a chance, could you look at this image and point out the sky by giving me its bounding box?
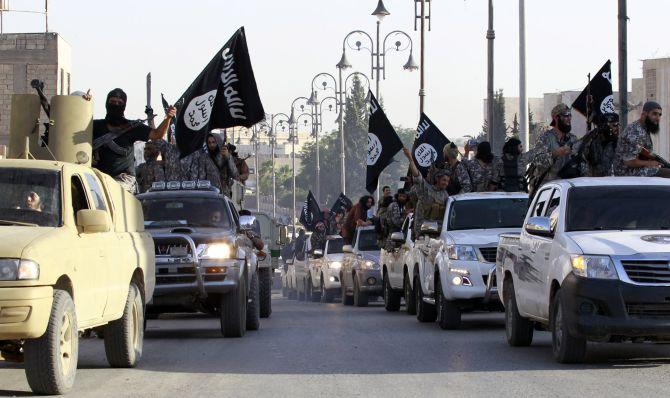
[5,0,670,141]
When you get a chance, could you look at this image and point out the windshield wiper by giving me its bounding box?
[0,219,39,227]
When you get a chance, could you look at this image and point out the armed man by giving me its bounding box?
[582,113,620,177]
[614,101,670,178]
[135,142,164,193]
[91,88,176,192]
[433,143,472,195]
[403,147,449,237]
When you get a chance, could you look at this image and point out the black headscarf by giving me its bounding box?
[105,88,128,126]
[475,141,494,163]
[503,138,522,157]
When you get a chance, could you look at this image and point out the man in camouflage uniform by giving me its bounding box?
[463,141,500,192]
[434,143,471,195]
[135,142,165,193]
[582,113,620,177]
[383,190,409,250]
[404,148,449,237]
[614,101,669,177]
[529,103,579,189]
[310,221,327,253]
[180,133,229,193]
[150,138,184,182]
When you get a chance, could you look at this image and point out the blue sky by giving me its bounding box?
[6,0,670,140]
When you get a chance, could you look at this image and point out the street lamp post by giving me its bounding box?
[250,126,261,212]
[288,109,298,234]
[486,0,496,150]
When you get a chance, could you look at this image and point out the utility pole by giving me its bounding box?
[253,127,260,212]
[519,0,529,149]
[486,0,495,150]
[618,0,628,128]
[270,115,277,220]
[418,0,426,115]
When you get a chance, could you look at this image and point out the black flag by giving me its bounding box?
[412,113,450,178]
[173,27,265,156]
[299,190,323,232]
[366,91,404,194]
[572,60,615,119]
[330,193,353,215]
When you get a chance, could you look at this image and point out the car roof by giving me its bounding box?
[451,192,528,201]
[547,176,670,188]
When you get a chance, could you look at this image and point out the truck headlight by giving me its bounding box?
[198,243,233,260]
[329,261,342,269]
[363,260,379,270]
[0,259,39,281]
[571,255,617,279]
[447,245,478,261]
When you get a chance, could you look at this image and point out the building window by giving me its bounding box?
[60,68,64,95]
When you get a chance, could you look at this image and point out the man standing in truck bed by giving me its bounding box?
[92,88,176,192]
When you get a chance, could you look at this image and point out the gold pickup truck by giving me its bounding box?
[0,159,155,394]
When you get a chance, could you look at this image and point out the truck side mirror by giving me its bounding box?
[343,245,353,253]
[390,232,405,242]
[313,249,324,258]
[279,226,288,244]
[239,215,257,231]
[525,216,554,238]
[76,209,110,233]
[420,221,441,235]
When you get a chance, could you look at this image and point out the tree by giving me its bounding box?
[510,113,519,138]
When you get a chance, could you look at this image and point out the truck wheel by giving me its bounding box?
[436,278,461,330]
[383,273,401,312]
[24,289,78,395]
[104,283,144,368]
[320,277,334,303]
[307,277,320,302]
[299,278,307,302]
[341,277,353,306]
[259,267,272,318]
[404,275,417,315]
[221,273,247,337]
[246,272,260,331]
[415,276,437,322]
[504,279,534,347]
[551,290,587,363]
[353,276,369,307]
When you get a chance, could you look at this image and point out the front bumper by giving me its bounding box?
[355,269,383,294]
[322,269,341,290]
[443,260,498,303]
[562,273,670,341]
[0,286,53,339]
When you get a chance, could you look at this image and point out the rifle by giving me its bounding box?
[145,73,156,129]
[30,79,51,145]
[640,147,670,169]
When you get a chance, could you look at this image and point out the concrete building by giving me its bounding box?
[639,57,670,159]
[0,32,72,148]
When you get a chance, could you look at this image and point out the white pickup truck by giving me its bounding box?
[401,193,528,328]
[309,235,344,303]
[497,177,670,363]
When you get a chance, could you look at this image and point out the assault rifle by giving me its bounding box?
[640,147,670,169]
[30,79,51,145]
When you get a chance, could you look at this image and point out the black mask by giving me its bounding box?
[105,102,126,126]
[645,116,660,134]
[557,118,572,134]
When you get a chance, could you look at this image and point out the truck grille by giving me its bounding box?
[153,237,196,286]
[621,260,670,284]
[479,247,497,263]
[626,302,670,319]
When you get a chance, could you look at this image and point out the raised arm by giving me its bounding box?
[403,147,420,177]
[149,106,177,140]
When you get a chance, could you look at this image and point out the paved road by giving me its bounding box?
[2,286,670,397]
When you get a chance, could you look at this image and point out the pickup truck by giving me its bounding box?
[341,226,382,307]
[309,235,345,303]
[380,213,418,314]
[0,159,155,394]
[137,181,260,338]
[286,234,311,301]
[497,177,670,363]
[251,211,288,317]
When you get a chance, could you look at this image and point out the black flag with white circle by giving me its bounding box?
[299,190,323,232]
[330,193,353,215]
[172,27,265,157]
[572,60,614,119]
[366,91,404,194]
[412,113,450,178]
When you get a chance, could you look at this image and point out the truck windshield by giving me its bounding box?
[448,198,528,231]
[567,186,670,231]
[142,197,232,229]
[0,168,62,227]
[357,230,379,251]
[327,238,344,254]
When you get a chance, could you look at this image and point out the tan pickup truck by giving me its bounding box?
[0,94,155,394]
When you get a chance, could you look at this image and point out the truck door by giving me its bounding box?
[534,188,562,319]
[518,187,554,316]
[390,217,411,287]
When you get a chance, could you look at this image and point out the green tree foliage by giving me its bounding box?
[258,161,302,209]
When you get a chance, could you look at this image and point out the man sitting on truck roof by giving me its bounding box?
[90,88,176,192]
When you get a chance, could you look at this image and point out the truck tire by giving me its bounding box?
[299,278,307,301]
[104,283,144,368]
[504,279,534,347]
[221,273,247,338]
[404,274,417,315]
[24,289,78,395]
[353,276,369,307]
[436,278,461,330]
[341,276,353,306]
[259,267,272,318]
[307,277,321,302]
[383,273,401,312]
[415,276,437,322]
[551,290,587,363]
[246,272,260,331]
[320,277,334,303]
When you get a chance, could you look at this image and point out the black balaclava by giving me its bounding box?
[503,138,522,157]
[475,141,494,163]
[105,88,127,126]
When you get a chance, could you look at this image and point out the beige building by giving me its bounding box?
[0,32,72,149]
[638,58,670,159]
